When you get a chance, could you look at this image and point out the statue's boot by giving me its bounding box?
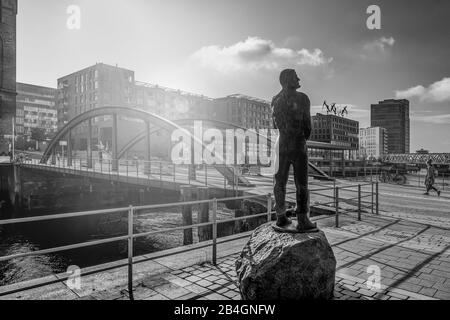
[296,213,317,232]
[276,208,292,228]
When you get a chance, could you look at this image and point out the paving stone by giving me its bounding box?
[205,275,220,282]
[433,291,450,300]
[185,284,209,294]
[215,279,229,285]
[153,283,191,300]
[340,290,361,298]
[386,291,408,300]
[144,294,169,300]
[205,293,229,300]
[174,292,199,300]
[196,279,213,287]
[357,288,377,297]
[419,287,437,297]
[207,284,222,291]
[396,282,423,293]
[185,275,202,283]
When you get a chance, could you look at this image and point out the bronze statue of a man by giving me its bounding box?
[272,69,317,232]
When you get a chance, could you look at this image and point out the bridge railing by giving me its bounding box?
[22,157,255,193]
[0,180,378,299]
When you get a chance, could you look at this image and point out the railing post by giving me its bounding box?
[376,182,379,215]
[205,165,208,186]
[333,179,336,205]
[188,165,191,185]
[137,161,139,178]
[198,187,212,242]
[160,162,162,181]
[371,182,374,215]
[443,173,445,191]
[335,187,339,228]
[267,193,272,223]
[358,184,362,221]
[212,198,218,266]
[173,164,176,183]
[128,205,134,300]
[181,186,193,245]
[223,170,227,195]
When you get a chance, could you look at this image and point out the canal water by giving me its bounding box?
[0,196,243,287]
[0,196,196,287]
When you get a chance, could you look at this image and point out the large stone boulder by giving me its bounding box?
[236,223,336,300]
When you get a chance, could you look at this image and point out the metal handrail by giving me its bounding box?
[0,173,378,298]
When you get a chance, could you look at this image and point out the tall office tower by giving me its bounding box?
[371,99,410,154]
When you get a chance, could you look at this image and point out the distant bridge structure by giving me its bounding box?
[383,153,450,165]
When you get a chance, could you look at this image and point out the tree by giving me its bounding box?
[30,128,46,142]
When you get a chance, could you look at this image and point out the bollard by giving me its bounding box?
[335,187,339,228]
[358,185,362,221]
[180,186,193,245]
[212,198,218,266]
[198,187,212,242]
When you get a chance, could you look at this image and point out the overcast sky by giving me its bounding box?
[17,0,450,152]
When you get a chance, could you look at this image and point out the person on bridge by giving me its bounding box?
[424,159,441,197]
[272,69,317,232]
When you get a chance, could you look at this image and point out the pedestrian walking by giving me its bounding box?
[424,159,441,196]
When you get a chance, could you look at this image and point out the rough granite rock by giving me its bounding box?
[236,223,336,300]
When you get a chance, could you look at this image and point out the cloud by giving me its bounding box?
[395,77,450,102]
[191,36,332,73]
[363,36,396,52]
[412,114,450,124]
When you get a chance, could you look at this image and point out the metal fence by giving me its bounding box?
[21,157,250,196]
[0,181,379,300]
[341,167,448,191]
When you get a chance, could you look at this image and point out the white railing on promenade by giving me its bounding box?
[0,180,378,299]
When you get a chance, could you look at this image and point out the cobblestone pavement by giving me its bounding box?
[78,211,450,301]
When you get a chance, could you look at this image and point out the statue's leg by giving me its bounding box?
[293,144,317,231]
[274,154,292,227]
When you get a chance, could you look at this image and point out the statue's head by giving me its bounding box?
[279,69,301,90]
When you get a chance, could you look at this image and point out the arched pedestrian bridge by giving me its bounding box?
[38,106,330,190]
